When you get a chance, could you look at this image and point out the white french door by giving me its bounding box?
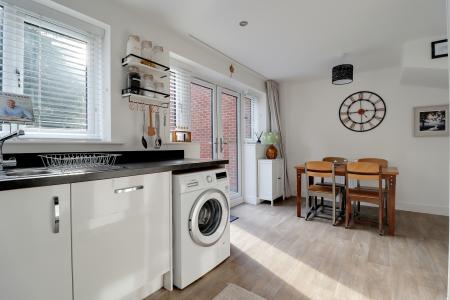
[190,79,242,201]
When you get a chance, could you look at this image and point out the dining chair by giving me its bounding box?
[345,162,384,235]
[305,161,342,225]
[317,157,347,212]
[356,158,388,222]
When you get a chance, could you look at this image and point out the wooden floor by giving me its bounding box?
[147,197,449,300]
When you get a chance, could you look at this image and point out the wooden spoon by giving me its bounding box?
[147,106,156,136]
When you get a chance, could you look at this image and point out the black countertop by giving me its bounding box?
[0,159,228,191]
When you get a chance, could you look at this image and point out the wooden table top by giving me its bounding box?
[295,164,399,176]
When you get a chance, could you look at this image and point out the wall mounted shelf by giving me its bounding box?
[122,54,170,78]
[122,93,170,108]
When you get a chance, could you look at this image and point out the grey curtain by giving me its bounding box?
[266,80,290,197]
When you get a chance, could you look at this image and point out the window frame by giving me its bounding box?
[0,1,108,141]
[243,95,258,143]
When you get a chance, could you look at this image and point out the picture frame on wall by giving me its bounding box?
[431,39,448,59]
[414,105,449,137]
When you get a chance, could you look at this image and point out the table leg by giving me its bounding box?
[296,171,302,218]
[387,175,396,235]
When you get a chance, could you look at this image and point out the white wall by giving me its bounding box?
[3,0,266,156]
[280,66,449,215]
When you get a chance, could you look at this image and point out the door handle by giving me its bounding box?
[219,137,224,153]
[114,185,144,194]
[53,197,60,234]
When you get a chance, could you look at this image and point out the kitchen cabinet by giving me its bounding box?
[0,185,72,300]
[258,159,285,205]
[71,172,172,300]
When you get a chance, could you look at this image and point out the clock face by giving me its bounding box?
[339,91,386,132]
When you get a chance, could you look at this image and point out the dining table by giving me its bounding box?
[295,163,399,235]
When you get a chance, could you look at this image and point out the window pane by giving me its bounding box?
[190,83,213,160]
[221,92,238,193]
[243,97,253,139]
[23,23,88,129]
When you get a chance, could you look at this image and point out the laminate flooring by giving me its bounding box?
[147,198,448,300]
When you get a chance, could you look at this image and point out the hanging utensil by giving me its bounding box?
[147,105,156,136]
[154,111,162,149]
[141,110,147,149]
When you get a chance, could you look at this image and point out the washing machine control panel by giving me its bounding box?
[177,169,228,193]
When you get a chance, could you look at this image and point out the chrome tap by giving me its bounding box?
[0,130,24,170]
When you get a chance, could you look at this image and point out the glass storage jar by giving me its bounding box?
[127,66,141,94]
[143,74,155,97]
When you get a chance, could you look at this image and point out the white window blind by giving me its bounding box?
[169,67,191,131]
[1,2,104,139]
[243,96,257,141]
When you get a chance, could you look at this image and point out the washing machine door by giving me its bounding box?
[189,189,229,247]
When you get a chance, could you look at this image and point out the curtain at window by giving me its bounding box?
[266,79,290,196]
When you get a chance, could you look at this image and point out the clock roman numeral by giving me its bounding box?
[374,115,383,120]
[350,123,356,129]
[342,118,351,123]
[358,92,364,99]
[359,124,364,131]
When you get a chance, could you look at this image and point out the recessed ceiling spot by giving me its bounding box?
[239,21,248,27]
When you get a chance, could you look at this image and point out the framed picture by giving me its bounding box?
[431,39,448,59]
[414,105,449,137]
[0,92,34,124]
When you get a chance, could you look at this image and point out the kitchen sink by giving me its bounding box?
[0,165,125,179]
[2,168,58,178]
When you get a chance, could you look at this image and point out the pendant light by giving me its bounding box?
[332,64,353,85]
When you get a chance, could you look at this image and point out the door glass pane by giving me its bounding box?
[190,83,213,159]
[221,92,238,194]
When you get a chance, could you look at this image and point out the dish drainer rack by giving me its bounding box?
[39,153,122,172]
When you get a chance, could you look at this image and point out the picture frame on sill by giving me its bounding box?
[414,105,449,137]
[431,39,448,59]
[0,92,34,124]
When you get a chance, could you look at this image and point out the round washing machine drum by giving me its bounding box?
[189,189,229,247]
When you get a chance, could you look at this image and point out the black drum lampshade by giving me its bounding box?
[332,64,353,85]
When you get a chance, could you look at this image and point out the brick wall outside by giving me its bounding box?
[190,83,213,160]
[190,84,238,193]
[220,93,238,193]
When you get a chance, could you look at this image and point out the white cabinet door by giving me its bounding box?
[0,185,72,300]
[71,173,171,300]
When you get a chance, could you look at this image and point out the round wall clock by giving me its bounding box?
[339,91,386,132]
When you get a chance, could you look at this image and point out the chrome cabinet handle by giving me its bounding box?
[114,185,144,194]
[53,197,60,234]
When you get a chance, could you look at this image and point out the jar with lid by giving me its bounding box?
[126,35,141,64]
[141,40,153,66]
[152,45,164,64]
[127,66,141,94]
[143,74,155,97]
[154,81,165,98]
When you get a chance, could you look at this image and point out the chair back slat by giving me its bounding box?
[346,162,381,181]
[306,161,333,179]
[357,158,388,168]
[323,157,347,163]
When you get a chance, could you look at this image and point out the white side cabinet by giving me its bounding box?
[0,185,72,300]
[258,159,285,205]
[71,172,172,300]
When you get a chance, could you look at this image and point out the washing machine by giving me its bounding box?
[172,168,230,289]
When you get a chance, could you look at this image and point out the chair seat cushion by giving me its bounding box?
[348,188,381,201]
[316,182,346,188]
[354,186,387,193]
[308,184,340,194]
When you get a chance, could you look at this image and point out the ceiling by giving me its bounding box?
[114,0,447,81]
